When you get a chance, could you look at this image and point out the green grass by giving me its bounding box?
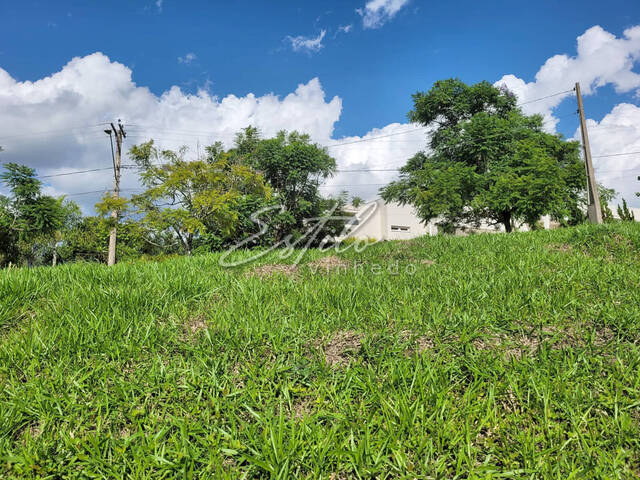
[1,223,640,478]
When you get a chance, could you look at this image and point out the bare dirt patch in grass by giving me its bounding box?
[317,330,363,366]
[472,333,540,359]
[247,264,299,278]
[183,315,208,339]
[541,324,615,349]
[471,323,617,359]
[307,255,350,272]
[28,423,42,438]
[500,388,521,414]
[290,397,314,420]
[400,330,435,356]
[421,259,436,265]
[546,243,572,253]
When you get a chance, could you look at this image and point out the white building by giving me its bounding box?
[343,199,436,241]
[343,199,554,241]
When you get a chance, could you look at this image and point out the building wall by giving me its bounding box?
[345,199,434,241]
[344,200,558,241]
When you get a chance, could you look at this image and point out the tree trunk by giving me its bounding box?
[501,212,513,233]
[52,248,57,267]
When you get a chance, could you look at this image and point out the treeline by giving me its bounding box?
[2,78,637,268]
[0,128,351,267]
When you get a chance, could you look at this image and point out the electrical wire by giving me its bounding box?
[40,167,115,179]
[0,123,110,141]
[518,89,575,106]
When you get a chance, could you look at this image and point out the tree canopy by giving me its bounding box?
[0,163,68,265]
[126,140,271,255]
[382,79,585,232]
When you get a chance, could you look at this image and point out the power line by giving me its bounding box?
[518,89,575,106]
[319,183,387,187]
[0,123,110,141]
[40,167,115,179]
[62,188,143,197]
[33,147,640,180]
[593,151,640,159]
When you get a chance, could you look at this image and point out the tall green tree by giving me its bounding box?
[128,140,271,254]
[382,79,585,232]
[247,130,338,241]
[0,163,65,266]
[597,184,617,223]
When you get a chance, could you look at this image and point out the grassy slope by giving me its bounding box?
[1,223,639,479]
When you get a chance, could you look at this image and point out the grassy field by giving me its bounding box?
[1,223,640,479]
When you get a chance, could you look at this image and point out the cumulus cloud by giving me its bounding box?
[0,53,350,210]
[323,123,429,199]
[357,0,411,29]
[576,103,640,207]
[285,30,326,54]
[177,52,196,64]
[496,24,640,207]
[496,25,640,131]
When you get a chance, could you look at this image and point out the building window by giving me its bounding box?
[391,225,410,232]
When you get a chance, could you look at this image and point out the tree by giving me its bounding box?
[0,163,64,266]
[617,198,635,222]
[382,79,585,232]
[0,194,17,266]
[351,196,364,208]
[128,140,271,255]
[597,184,617,223]
[247,130,338,241]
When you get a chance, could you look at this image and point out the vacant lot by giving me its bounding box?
[1,223,639,478]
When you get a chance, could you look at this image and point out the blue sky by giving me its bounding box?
[1,0,640,206]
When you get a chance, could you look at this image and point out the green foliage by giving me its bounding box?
[383,79,585,232]
[598,184,618,223]
[351,196,364,208]
[95,193,130,220]
[129,140,271,254]
[1,223,640,477]
[59,216,165,263]
[246,129,338,242]
[617,198,635,222]
[0,163,65,265]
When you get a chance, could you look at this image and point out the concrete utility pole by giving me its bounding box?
[575,82,603,224]
[106,121,126,266]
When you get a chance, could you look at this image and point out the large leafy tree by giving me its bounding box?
[244,130,338,241]
[0,163,65,265]
[59,216,165,263]
[382,79,585,232]
[128,141,271,254]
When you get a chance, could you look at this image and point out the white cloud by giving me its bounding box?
[285,30,326,54]
[496,24,640,207]
[0,53,347,210]
[575,104,640,207]
[155,0,163,13]
[357,0,410,29]
[496,25,640,131]
[338,24,353,34]
[323,123,429,200]
[178,52,196,64]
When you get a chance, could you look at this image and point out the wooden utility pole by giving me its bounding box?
[575,82,603,224]
[106,121,126,266]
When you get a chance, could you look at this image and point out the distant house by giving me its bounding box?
[342,199,435,241]
[342,199,554,241]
